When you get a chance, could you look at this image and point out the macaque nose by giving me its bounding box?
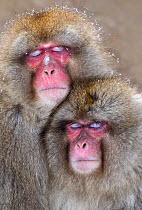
[44,69,55,75]
[77,141,87,149]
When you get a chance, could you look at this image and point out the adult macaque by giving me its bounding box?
[45,77,142,210]
[0,7,115,209]
[0,7,114,110]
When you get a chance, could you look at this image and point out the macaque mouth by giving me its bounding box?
[40,87,67,91]
[74,160,98,162]
[72,160,100,164]
[37,86,69,101]
[71,158,100,162]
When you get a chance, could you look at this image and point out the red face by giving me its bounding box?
[26,43,71,103]
[66,121,108,174]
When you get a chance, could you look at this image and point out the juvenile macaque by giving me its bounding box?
[45,77,142,210]
[0,7,115,209]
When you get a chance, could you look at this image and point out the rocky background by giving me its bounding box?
[0,0,142,89]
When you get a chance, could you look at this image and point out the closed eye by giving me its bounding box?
[51,46,64,52]
[89,122,103,129]
[29,49,42,57]
[70,123,82,129]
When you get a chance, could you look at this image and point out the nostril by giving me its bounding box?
[77,142,87,149]
[44,70,48,75]
[82,143,87,148]
[51,70,55,74]
[44,70,55,75]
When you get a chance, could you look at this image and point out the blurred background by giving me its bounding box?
[0,0,142,89]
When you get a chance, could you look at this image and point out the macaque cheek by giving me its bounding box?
[69,140,102,174]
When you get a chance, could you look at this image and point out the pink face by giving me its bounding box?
[66,121,108,174]
[26,43,71,103]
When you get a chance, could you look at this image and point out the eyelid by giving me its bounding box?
[70,123,82,129]
[89,122,103,128]
[29,49,42,57]
[52,46,64,52]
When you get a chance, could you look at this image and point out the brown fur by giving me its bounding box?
[45,77,142,210]
[0,7,116,210]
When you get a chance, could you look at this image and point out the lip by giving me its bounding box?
[71,157,100,162]
[72,160,98,162]
[40,87,67,91]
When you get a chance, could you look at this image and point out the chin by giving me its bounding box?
[37,88,69,106]
[71,160,102,175]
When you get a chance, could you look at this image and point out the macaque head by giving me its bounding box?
[46,77,142,178]
[0,8,113,109]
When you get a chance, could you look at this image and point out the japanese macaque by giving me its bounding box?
[0,7,114,112]
[0,7,115,210]
[45,77,142,210]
